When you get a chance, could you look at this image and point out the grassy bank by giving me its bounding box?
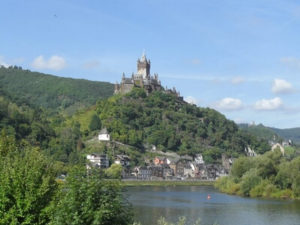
[122,180,214,187]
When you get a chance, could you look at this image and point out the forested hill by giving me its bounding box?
[238,123,280,142]
[0,87,55,147]
[270,127,300,144]
[239,123,300,145]
[0,66,114,114]
[94,88,269,160]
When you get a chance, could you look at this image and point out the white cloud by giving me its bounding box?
[0,56,9,68]
[32,55,66,70]
[272,78,294,94]
[280,57,300,69]
[184,96,198,105]
[214,97,243,111]
[254,97,283,110]
[231,76,245,84]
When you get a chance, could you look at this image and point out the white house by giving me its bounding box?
[245,146,257,157]
[86,153,109,169]
[98,128,110,141]
[195,154,204,164]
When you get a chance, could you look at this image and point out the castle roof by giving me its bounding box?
[99,128,108,135]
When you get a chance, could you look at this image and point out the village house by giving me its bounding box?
[183,164,194,178]
[98,128,110,141]
[222,154,233,174]
[163,165,174,179]
[153,156,165,165]
[150,165,164,179]
[245,146,257,157]
[153,156,171,165]
[114,154,130,167]
[194,154,204,164]
[135,166,152,180]
[169,161,177,175]
[205,164,227,180]
[175,160,185,177]
[196,164,208,179]
[86,153,109,169]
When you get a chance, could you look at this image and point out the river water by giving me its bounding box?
[126,186,300,225]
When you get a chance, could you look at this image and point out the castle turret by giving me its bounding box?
[137,52,150,79]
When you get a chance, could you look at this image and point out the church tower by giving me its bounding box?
[137,52,150,79]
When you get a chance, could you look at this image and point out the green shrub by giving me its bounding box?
[239,168,261,196]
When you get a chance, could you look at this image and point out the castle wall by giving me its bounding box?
[121,83,134,94]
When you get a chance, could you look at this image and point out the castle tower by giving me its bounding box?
[137,52,150,79]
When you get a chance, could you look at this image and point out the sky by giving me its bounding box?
[1,0,300,128]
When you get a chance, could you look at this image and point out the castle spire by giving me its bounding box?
[141,50,146,62]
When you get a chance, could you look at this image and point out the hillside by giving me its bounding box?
[88,88,269,162]
[270,127,300,145]
[0,86,55,146]
[239,123,300,145]
[0,66,114,114]
[238,123,281,142]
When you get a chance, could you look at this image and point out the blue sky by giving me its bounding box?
[1,0,300,128]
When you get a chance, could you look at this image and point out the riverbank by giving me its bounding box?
[122,180,214,186]
[214,151,300,201]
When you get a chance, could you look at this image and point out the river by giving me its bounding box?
[126,186,300,225]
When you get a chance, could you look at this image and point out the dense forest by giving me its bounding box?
[94,88,270,162]
[0,66,114,114]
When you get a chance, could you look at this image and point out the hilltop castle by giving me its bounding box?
[114,53,182,99]
[114,53,163,95]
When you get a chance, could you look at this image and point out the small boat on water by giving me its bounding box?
[207,194,211,200]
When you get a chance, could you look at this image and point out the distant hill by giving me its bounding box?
[270,127,300,145]
[0,66,114,114]
[238,123,300,145]
[238,123,280,142]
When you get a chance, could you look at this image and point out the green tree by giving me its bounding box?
[0,129,16,157]
[52,167,133,225]
[239,168,262,196]
[105,163,123,179]
[89,114,101,131]
[0,146,58,225]
[230,157,255,178]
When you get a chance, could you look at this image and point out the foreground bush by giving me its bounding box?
[0,146,58,225]
[0,134,133,225]
[51,167,133,225]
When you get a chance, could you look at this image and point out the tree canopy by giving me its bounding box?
[95,88,269,160]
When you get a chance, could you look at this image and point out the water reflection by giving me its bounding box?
[126,186,300,225]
